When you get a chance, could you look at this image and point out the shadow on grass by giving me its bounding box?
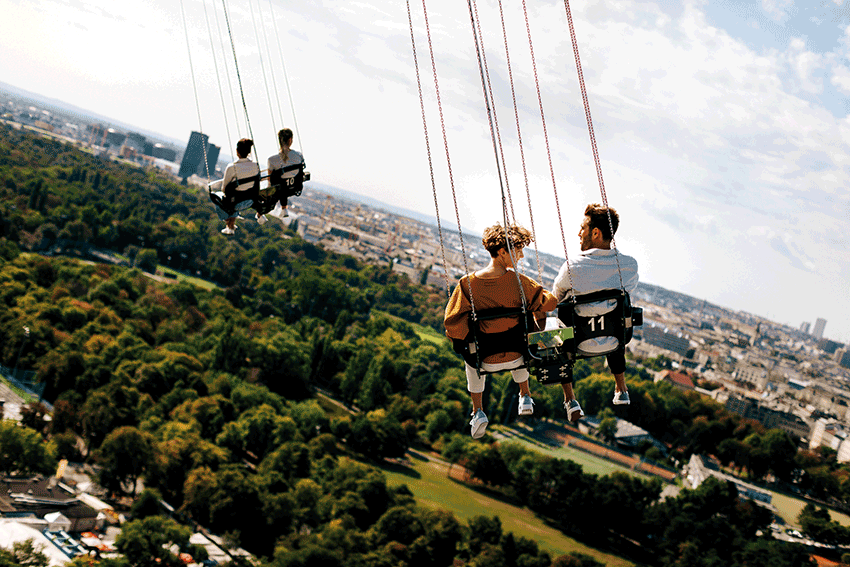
[446,475,523,507]
[536,514,652,566]
[408,450,430,462]
[378,459,422,480]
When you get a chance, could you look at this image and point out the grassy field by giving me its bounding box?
[372,310,445,346]
[381,452,636,567]
[412,323,445,345]
[168,269,218,291]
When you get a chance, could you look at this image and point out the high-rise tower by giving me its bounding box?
[813,318,827,340]
[178,131,209,180]
[197,143,221,177]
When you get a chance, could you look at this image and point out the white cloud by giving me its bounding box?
[832,64,850,94]
[761,0,794,23]
[785,38,826,94]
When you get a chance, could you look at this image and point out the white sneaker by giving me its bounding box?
[612,390,630,405]
[221,226,236,235]
[518,395,534,416]
[469,409,489,439]
[256,213,268,225]
[268,202,284,219]
[564,399,584,423]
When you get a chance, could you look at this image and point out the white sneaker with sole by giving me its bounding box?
[256,213,268,225]
[612,390,630,405]
[221,226,236,235]
[564,399,584,423]
[470,409,489,439]
[518,395,534,416]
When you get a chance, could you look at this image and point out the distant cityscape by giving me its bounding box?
[5,85,850,467]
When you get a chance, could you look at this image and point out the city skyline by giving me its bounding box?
[1,0,848,342]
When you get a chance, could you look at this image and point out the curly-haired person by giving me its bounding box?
[445,223,557,439]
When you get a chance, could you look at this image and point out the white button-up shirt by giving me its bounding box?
[552,248,639,301]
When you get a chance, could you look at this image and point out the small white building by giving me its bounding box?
[44,511,72,532]
[684,454,773,507]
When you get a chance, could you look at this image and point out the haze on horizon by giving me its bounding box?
[1,0,848,343]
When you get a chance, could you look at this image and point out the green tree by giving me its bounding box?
[130,488,163,519]
[369,506,425,547]
[644,477,773,567]
[97,426,154,496]
[798,503,850,544]
[0,539,50,567]
[551,553,604,567]
[0,420,56,476]
[134,248,158,273]
[114,516,191,567]
[598,415,618,445]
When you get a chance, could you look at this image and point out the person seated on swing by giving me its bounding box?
[552,203,639,422]
[212,138,260,235]
[261,127,304,222]
[445,223,557,439]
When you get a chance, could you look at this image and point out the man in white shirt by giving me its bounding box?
[213,138,260,235]
[552,203,638,422]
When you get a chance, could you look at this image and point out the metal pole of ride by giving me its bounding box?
[12,326,29,381]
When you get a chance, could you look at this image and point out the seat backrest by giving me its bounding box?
[557,289,634,358]
[451,307,533,372]
[269,163,305,197]
[223,173,260,198]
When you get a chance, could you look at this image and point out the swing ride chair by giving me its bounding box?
[457,290,643,385]
[208,165,310,217]
[408,0,644,391]
[181,0,308,221]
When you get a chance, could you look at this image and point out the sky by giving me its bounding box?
[1,0,849,343]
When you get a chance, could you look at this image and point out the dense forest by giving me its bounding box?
[0,125,835,566]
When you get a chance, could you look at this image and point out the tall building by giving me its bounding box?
[197,143,221,177]
[813,318,827,340]
[840,351,850,370]
[178,131,209,180]
[800,322,810,334]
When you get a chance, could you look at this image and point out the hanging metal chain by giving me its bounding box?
[562,0,624,290]
[256,0,285,133]
[246,0,273,157]
[466,0,528,316]
[220,0,256,149]
[419,0,475,317]
[496,0,543,285]
[180,0,210,180]
[470,0,516,226]
[201,0,233,155]
[406,0,451,299]
[268,0,305,155]
[214,0,243,138]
